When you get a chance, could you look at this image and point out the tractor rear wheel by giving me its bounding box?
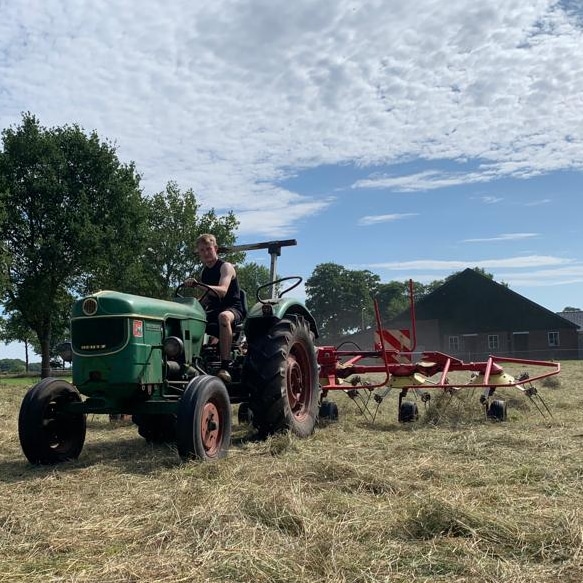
[18,378,86,464]
[176,375,232,461]
[244,316,319,438]
[133,414,177,443]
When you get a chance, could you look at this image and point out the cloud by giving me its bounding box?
[1,0,583,234]
[525,198,552,206]
[482,196,503,204]
[497,264,583,282]
[462,233,538,243]
[351,169,498,192]
[366,255,574,270]
[358,213,418,226]
[234,196,333,237]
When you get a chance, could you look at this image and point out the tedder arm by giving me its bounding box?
[317,286,560,422]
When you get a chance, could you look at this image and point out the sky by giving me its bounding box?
[1,0,582,361]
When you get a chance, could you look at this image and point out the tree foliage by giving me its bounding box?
[376,281,410,321]
[235,262,271,304]
[441,267,508,288]
[0,311,37,371]
[135,181,240,300]
[0,113,144,376]
[305,263,380,342]
[0,358,26,374]
[305,264,514,342]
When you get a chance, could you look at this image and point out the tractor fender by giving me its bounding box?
[244,297,318,341]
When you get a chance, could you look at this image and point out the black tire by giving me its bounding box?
[488,399,507,421]
[243,316,319,438]
[319,401,339,422]
[237,402,254,425]
[399,400,419,423]
[176,375,232,461]
[133,414,177,443]
[18,378,86,465]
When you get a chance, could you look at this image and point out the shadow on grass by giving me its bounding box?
[0,421,259,483]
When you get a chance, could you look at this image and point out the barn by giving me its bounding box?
[556,310,583,359]
[386,268,579,361]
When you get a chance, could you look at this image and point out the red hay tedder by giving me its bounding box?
[316,282,559,424]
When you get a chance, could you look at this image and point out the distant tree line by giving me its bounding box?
[305,264,501,344]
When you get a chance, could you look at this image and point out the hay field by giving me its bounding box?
[1,362,582,583]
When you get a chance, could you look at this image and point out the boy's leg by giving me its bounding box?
[218,310,236,362]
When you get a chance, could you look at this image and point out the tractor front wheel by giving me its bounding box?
[244,316,319,438]
[18,378,86,465]
[176,375,232,461]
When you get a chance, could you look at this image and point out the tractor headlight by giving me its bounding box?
[82,297,98,316]
[163,336,184,358]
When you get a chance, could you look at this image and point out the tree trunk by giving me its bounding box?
[40,319,52,379]
[24,340,29,373]
[41,337,52,378]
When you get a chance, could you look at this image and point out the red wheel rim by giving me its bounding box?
[286,341,313,421]
[200,401,222,456]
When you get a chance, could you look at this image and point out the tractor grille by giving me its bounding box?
[71,317,127,353]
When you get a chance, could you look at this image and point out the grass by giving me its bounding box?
[1,362,582,582]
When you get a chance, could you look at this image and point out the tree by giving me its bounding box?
[0,113,145,377]
[376,281,410,321]
[25,289,74,358]
[235,262,271,302]
[562,306,582,312]
[443,267,508,288]
[0,358,26,374]
[0,311,37,372]
[306,263,380,342]
[135,181,240,300]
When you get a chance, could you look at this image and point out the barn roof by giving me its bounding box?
[393,269,579,333]
[557,311,583,330]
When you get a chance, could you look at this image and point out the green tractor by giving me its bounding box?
[18,240,321,464]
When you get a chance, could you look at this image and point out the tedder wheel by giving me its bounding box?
[399,401,419,423]
[488,399,508,421]
[244,316,319,438]
[176,375,232,461]
[237,402,254,425]
[318,400,339,422]
[133,414,177,443]
[18,378,86,465]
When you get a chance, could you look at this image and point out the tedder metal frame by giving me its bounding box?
[316,281,560,422]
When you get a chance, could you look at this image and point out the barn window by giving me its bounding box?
[488,335,499,349]
[548,331,560,347]
[448,336,459,351]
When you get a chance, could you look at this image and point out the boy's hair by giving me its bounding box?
[196,233,217,247]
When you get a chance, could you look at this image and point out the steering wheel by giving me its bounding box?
[256,276,303,303]
[174,281,220,303]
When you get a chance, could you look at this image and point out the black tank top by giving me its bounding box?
[200,259,243,313]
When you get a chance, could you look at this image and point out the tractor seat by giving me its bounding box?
[204,289,248,343]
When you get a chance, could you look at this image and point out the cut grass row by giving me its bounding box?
[0,361,581,582]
